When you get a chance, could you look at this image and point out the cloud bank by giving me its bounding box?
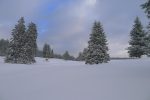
[0,0,147,57]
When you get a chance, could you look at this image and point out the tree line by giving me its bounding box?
[0,0,150,64]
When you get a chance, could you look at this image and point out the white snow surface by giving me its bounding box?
[0,57,150,100]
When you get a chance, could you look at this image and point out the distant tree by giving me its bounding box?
[0,39,9,56]
[50,49,54,58]
[76,52,84,61]
[5,17,27,63]
[128,17,147,58]
[63,51,70,60]
[82,48,88,60]
[53,53,63,59]
[76,48,88,61]
[85,21,110,64]
[63,51,75,60]
[43,44,51,59]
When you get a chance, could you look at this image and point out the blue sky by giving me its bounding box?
[0,0,148,57]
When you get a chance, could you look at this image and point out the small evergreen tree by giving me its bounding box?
[63,51,70,60]
[62,51,75,60]
[128,17,147,58]
[85,21,110,64]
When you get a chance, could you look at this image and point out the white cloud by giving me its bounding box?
[85,0,97,6]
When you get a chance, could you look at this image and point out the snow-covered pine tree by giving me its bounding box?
[5,17,26,63]
[128,17,147,58]
[141,0,150,18]
[43,44,51,59]
[145,34,150,56]
[141,0,150,57]
[85,21,110,64]
[24,22,37,63]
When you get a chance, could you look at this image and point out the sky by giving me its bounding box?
[0,0,148,57]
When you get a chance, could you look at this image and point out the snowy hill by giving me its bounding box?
[0,57,150,100]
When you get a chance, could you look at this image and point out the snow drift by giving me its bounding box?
[0,57,150,100]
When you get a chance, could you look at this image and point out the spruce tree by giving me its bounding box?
[128,17,147,58]
[5,17,37,64]
[85,21,110,64]
[5,17,26,63]
[24,22,37,63]
[145,33,150,56]
[141,0,150,18]
[63,51,71,60]
[141,0,150,57]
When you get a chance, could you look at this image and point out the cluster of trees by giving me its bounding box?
[43,44,54,59]
[5,17,37,64]
[42,43,75,61]
[127,0,150,58]
[0,0,150,65]
[76,0,150,63]
[62,51,75,60]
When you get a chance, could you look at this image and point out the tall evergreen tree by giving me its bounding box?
[145,34,150,56]
[141,0,150,56]
[128,17,147,58]
[85,21,110,64]
[5,17,26,63]
[24,22,38,63]
[141,0,150,18]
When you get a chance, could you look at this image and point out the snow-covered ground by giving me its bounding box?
[0,57,150,100]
